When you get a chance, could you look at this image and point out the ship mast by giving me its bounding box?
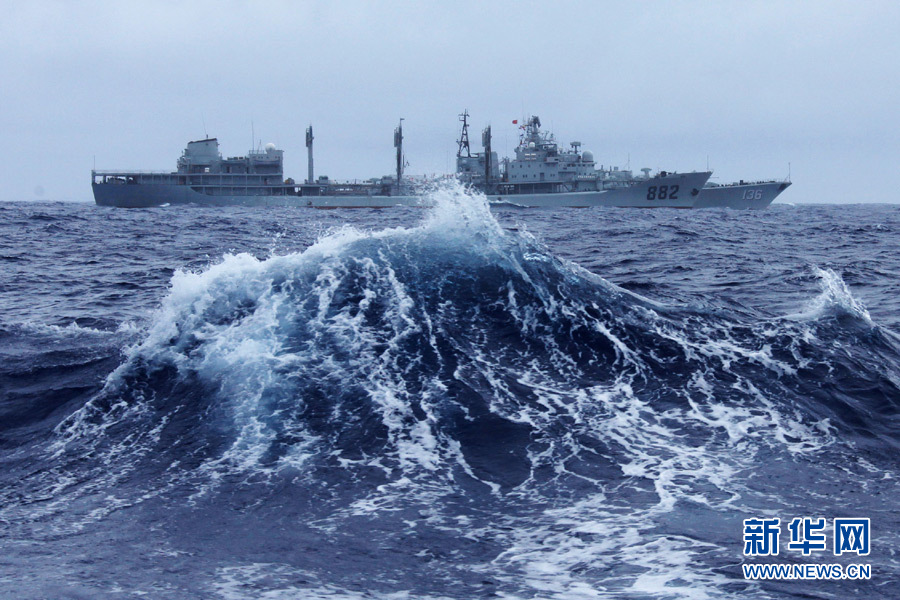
[482,124,492,191]
[457,110,471,158]
[394,118,404,194]
[305,125,314,184]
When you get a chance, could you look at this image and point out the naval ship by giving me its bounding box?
[92,121,419,209]
[457,113,710,208]
[695,179,791,209]
[456,112,789,209]
[91,115,787,209]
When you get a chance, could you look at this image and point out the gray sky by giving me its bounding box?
[2,0,898,203]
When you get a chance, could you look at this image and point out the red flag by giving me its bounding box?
[512,120,518,124]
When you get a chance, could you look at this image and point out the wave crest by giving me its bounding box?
[53,185,870,500]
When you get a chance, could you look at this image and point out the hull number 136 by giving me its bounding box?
[742,189,763,201]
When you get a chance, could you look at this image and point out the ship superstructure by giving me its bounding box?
[499,115,600,194]
[457,113,711,208]
[455,110,500,191]
[93,138,294,201]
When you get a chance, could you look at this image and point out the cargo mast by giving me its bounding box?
[305,125,314,184]
[394,118,404,194]
[482,124,492,191]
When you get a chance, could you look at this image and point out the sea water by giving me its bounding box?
[1,187,898,598]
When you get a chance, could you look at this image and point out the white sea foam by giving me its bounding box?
[10,319,118,337]
[213,562,457,600]
[37,182,854,598]
[786,266,873,325]
[53,184,506,477]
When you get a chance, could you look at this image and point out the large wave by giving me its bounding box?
[8,185,900,598]
[51,187,828,478]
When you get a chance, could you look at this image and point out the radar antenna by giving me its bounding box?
[457,110,471,158]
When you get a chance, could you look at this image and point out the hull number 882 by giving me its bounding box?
[647,185,679,200]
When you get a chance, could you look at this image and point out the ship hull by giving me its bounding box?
[488,172,709,208]
[94,172,711,209]
[93,183,421,208]
[694,181,791,209]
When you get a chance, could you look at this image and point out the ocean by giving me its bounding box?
[1,188,898,599]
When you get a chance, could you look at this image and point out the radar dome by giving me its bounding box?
[582,150,594,162]
[265,142,276,151]
[528,141,536,148]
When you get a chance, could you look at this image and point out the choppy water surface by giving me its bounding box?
[1,191,899,599]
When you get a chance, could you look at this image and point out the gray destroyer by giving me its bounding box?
[92,115,786,209]
[457,113,710,208]
[457,112,789,209]
[695,179,791,209]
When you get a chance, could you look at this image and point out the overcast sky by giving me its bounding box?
[2,0,898,203]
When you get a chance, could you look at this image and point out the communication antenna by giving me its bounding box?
[251,120,255,153]
[202,114,208,139]
[457,110,471,158]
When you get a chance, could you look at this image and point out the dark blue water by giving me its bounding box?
[2,190,899,599]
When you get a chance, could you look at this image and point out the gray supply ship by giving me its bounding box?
[93,121,419,209]
[92,114,787,209]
